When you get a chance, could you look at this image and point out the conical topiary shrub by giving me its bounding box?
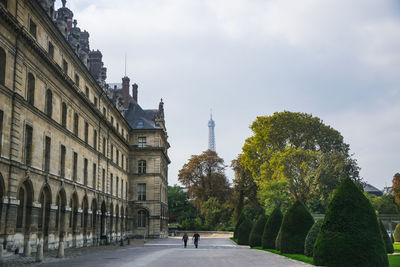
[249,214,268,247]
[394,223,400,242]
[275,230,281,250]
[379,219,394,254]
[234,212,245,239]
[278,200,314,253]
[313,178,388,267]
[262,207,283,249]
[237,218,253,245]
[304,220,323,257]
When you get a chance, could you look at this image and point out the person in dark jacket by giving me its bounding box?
[182,233,188,248]
[192,232,200,248]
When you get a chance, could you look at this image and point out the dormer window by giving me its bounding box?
[138,137,146,148]
[137,121,143,127]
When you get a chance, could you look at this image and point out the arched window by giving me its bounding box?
[27,73,35,105]
[0,47,5,86]
[16,186,25,228]
[138,160,146,174]
[61,102,67,127]
[45,89,53,117]
[137,210,146,227]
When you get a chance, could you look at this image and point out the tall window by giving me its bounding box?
[60,145,66,177]
[116,150,119,166]
[102,137,106,155]
[116,177,119,197]
[138,160,146,174]
[138,137,146,148]
[0,47,5,86]
[92,163,97,189]
[85,86,89,98]
[83,158,88,185]
[62,59,68,73]
[27,73,35,105]
[102,107,106,116]
[137,210,146,227]
[29,19,37,39]
[94,97,98,107]
[73,152,77,181]
[44,136,51,172]
[110,174,113,195]
[84,122,89,143]
[122,128,124,137]
[0,0,7,8]
[61,102,67,128]
[48,41,54,59]
[117,123,119,133]
[25,125,33,166]
[111,145,114,161]
[137,183,146,201]
[73,113,79,135]
[0,110,3,154]
[102,169,105,192]
[45,89,52,117]
[93,130,97,150]
[121,181,123,199]
[111,116,114,126]
[126,181,128,200]
[74,74,80,86]
[122,155,124,169]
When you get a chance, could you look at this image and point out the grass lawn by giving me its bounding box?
[253,247,314,265]
[394,242,400,253]
[389,254,400,267]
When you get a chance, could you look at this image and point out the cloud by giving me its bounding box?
[58,0,400,188]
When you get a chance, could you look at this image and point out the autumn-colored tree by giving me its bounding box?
[178,150,230,208]
[392,173,400,206]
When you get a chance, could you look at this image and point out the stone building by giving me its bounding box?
[0,0,169,255]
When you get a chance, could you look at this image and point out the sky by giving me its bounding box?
[57,0,400,189]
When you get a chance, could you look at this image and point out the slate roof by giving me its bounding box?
[363,183,383,196]
[124,101,160,130]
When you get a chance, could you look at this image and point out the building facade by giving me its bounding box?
[0,0,169,254]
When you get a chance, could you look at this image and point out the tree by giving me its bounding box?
[241,111,361,212]
[378,218,394,254]
[365,193,399,214]
[313,178,388,267]
[249,214,268,247]
[394,223,400,242]
[178,150,230,208]
[200,197,232,229]
[262,207,283,249]
[278,200,314,253]
[168,185,199,224]
[237,218,253,245]
[304,220,323,257]
[392,173,400,206]
[231,155,260,223]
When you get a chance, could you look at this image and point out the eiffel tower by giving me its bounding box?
[208,111,216,151]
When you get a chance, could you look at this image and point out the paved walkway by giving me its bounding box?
[1,238,312,267]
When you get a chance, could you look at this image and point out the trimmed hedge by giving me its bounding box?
[237,218,253,245]
[262,207,283,249]
[304,220,323,257]
[275,230,281,250]
[278,200,314,254]
[394,223,400,242]
[249,214,268,247]
[313,178,388,267]
[234,212,246,239]
[379,219,394,254]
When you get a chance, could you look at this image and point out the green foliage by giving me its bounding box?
[278,200,314,253]
[304,220,323,257]
[379,219,394,254]
[262,207,283,249]
[275,230,281,251]
[257,248,314,265]
[249,214,268,247]
[168,185,199,224]
[234,212,245,239]
[241,111,361,212]
[237,218,253,245]
[389,255,400,267]
[366,193,400,214]
[313,178,388,267]
[394,223,400,242]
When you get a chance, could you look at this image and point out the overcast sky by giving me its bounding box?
[58,0,400,189]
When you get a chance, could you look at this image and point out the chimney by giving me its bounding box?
[122,76,130,108]
[132,83,138,103]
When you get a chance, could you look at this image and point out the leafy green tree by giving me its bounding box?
[249,214,268,247]
[179,150,230,209]
[378,219,394,254]
[304,220,323,257]
[262,207,283,249]
[231,155,260,223]
[168,185,199,224]
[278,200,314,253]
[394,223,400,242]
[392,173,400,206]
[241,111,361,212]
[237,218,253,245]
[365,193,399,214]
[313,178,388,267]
[234,212,245,239]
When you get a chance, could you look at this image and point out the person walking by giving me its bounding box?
[192,232,200,248]
[182,233,188,248]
